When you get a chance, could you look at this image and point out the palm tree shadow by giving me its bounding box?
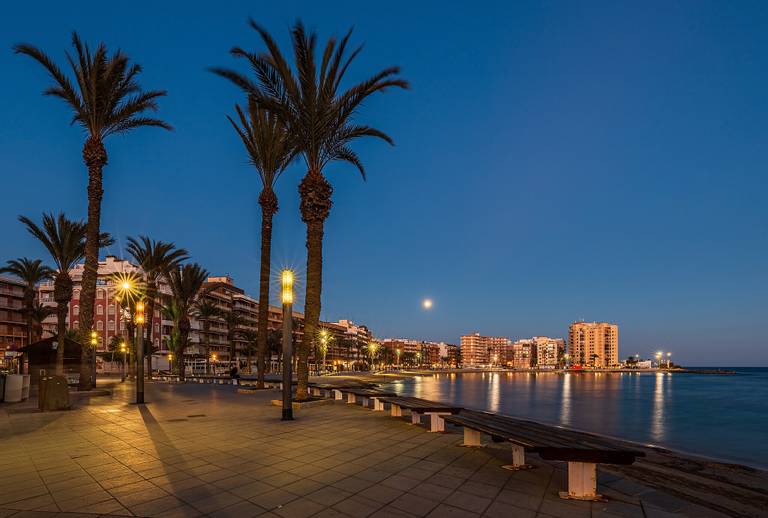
[137,405,219,502]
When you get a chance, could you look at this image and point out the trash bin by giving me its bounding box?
[4,374,24,402]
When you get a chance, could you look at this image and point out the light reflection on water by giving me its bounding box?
[383,369,768,468]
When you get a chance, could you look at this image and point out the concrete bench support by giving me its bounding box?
[333,389,343,400]
[560,462,602,501]
[411,412,421,425]
[391,404,402,417]
[462,428,482,446]
[425,412,450,432]
[502,444,534,471]
[361,397,370,408]
[372,398,384,411]
[346,392,356,404]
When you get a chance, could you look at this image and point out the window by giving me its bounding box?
[154,324,160,333]
[73,305,79,316]
[108,304,115,315]
[108,321,115,331]
[97,321,103,331]
[73,320,78,328]
[73,289,80,299]
[97,289,104,299]
[120,322,125,331]
[97,304,103,315]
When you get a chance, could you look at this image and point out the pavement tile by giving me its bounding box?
[273,498,326,518]
[390,493,440,517]
[442,490,492,514]
[482,500,536,518]
[425,503,479,517]
[251,488,299,510]
[207,499,268,518]
[332,495,383,518]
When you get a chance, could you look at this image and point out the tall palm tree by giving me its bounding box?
[167,264,209,382]
[238,329,258,373]
[0,258,54,343]
[191,299,221,374]
[28,301,55,343]
[18,213,112,375]
[15,33,172,389]
[161,298,183,375]
[212,21,407,399]
[223,99,294,388]
[223,311,246,369]
[126,236,188,378]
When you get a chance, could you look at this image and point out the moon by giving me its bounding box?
[422,298,433,310]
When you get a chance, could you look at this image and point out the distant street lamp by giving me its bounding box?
[396,348,401,367]
[136,301,145,404]
[281,269,294,421]
[167,352,173,375]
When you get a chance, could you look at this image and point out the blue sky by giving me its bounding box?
[1,1,766,365]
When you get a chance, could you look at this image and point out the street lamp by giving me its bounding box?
[666,352,672,369]
[167,352,173,374]
[281,269,294,421]
[396,348,401,367]
[136,301,145,404]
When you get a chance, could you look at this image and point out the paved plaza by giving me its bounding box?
[0,383,730,518]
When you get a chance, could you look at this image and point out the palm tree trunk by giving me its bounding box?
[204,321,210,375]
[78,136,107,391]
[256,197,275,389]
[179,317,190,382]
[55,302,67,375]
[145,288,156,381]
[297,217,324,400]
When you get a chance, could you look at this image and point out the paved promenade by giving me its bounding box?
[0,382,730,517]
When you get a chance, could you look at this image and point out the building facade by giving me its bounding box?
[460,333,511,367]
[533,336,566,368]
[0,276,28,368]
[568,321,619,368]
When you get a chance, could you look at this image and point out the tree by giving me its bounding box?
[28,301,55,343]
[126,236,188,378]
[166,264,209,381]
[212,20,407,399]
[238,329,258,373]
[19,213,112,375]
[191,299,221,374]
[221,99,294,388]
[161,298,183,375]
[223,311,246,368]
[0,258,53,343]
[15,33,171,390]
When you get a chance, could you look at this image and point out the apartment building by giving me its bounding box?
[533,336,566,368]
[460,333,510,366]
[0,276,28,367]
[568,321,619,367]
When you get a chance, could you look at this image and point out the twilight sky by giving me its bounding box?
[1,1,766,366]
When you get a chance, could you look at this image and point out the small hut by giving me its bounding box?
[18,335,82,386]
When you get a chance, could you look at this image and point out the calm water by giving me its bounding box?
[383,368,768,469]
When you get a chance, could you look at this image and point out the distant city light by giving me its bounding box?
[422,298,433,310]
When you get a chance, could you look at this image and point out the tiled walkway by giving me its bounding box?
[0,382,728,517]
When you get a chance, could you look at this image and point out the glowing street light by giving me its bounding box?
[120,341,127,382]
[135,301,146,404]
[281,269,294,421]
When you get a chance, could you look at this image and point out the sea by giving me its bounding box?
[381,367,768,469]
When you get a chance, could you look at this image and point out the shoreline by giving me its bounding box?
[368,367,737,375]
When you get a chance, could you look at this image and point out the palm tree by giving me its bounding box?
[223,311,246,369]
[223,100,294,388]
[126,236,188,378]
[161,298,183,375]
[28,301,55,343]
[18,213,112,375]
[238,329,258,373]
[191,299,221,374]
[212,21,407,399]
[166,264,209,382]
[0,258,54,343]
[15,33,171,390]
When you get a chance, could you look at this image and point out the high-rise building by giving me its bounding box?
[533,336,566,368]
[460,333,510,366]
[568,321,619,368]
[511,339,534,369]
[0,276,28,368]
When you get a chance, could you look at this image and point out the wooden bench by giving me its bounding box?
[443,410,644,501]
[337,388,397,408]
[379,396,462,432]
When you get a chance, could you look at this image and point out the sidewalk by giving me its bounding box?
[0,382,733,517]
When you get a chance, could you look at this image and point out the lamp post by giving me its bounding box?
[89,331,97,385]
[168,352,173,375]
[281,269,294,421]
[136,301,145,404]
